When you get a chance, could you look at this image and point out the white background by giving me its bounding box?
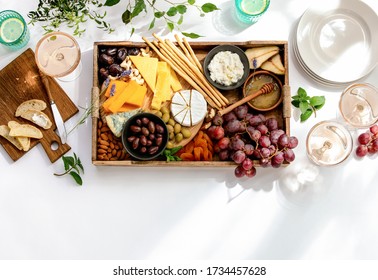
[1,0,378,260]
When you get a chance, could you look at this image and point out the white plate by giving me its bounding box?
[297,0,378,84]
[293,31,347,87]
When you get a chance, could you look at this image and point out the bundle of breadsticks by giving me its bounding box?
[142,34,229,110]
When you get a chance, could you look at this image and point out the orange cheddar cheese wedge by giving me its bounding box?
[104,80,128,98]
[103,80,147,114]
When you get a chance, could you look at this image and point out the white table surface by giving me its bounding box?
[1,0,378,260]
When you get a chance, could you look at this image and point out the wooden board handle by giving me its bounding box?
[39,128,71,163]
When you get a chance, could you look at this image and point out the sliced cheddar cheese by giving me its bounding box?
[170,89,207,127]
[151,62,172,110]
[129,56,158,92]
[107,80,147,113]
[168,64,182,92]
[104,80,129,98]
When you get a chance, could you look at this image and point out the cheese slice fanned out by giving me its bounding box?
[170,89,207,127]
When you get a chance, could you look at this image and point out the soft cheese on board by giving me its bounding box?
[170,90,207,127]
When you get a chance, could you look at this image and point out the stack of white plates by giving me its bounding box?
[294,0,378,87]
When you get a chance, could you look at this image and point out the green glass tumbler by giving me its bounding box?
[234,0,270,25]
[0,10,30,50]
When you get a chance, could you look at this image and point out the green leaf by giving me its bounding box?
[178,15,184,25]
[300,109,313,122]
[299,101,310,114]
[182,32,202,38]
[77,159,84,173]
[167,7,178,17]
[122,9,132,25]
[314,102,325,110]
[130,27,135,37]
[63,156,75,169]
[176,5,187,14]
[132,0,146,17]
[104,0,120,6]
[69,171,83,186]
[188,0,195,4]
[154,11,165,18]
[149,18,155,30]
[167,22,174,32]
[291,99,300,108]
[201,3,219,13]
[309,96,325,107]
[292,95,300,100]
[297,87,307,98]
[170,146,182,155]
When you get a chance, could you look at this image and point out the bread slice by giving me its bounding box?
[0,125,24,150]
[261,54,285,75]
[15,99,47,117]
[8,120,43,139]
[20,109,52,129]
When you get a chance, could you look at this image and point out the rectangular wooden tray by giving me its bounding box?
[91,41,290,166]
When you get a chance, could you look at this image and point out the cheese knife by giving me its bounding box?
[39,71,68,144]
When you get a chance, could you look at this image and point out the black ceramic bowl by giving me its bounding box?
[203,45,250,91]
[121,112,168,160]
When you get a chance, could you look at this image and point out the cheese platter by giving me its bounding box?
[91,37,292,174]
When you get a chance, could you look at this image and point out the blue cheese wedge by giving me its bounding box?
[170,89,207,127]
[105,109,141,137]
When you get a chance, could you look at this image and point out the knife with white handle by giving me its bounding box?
[39,71,67,144]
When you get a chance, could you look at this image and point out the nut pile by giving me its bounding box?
[97,120,129,161]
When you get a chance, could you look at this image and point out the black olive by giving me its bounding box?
[117,48,127,62]
[99,53,114,66]
[106,47,117,57]
[108,64,124,76]
[128,47,139,56]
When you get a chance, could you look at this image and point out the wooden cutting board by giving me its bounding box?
[0,48,79,163]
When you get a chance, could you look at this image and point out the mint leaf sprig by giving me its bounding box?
[54,153,84,186]
[291,87,325,122]
[163,146,182,162]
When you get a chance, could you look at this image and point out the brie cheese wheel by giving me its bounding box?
[170,89,207,127]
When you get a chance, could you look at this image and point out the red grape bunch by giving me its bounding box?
[206,104,299,178]
[356,124,378,157]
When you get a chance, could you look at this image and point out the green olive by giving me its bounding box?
[175,133,183,143]
[168,118,176,126]
[166,124,174,133]
[160,107,170,115]
[166,141,174,149]
[162,113,170,123]
[174,123,182,134]
[154,111,163,118]
[181,128,192,139]
[169,132,175,140]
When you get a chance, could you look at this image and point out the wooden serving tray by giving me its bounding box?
[0,49,79,163]
[92,41,290,166]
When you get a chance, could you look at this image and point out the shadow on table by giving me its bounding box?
[211,1,252,36]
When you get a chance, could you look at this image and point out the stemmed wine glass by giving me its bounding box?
[35,31,82,82]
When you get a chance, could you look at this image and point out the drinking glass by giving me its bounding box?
[35,31,81,82]
[234,0,270,25]
[306,121,353,166]
[339,83,378,129]
[0,10,30,50]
